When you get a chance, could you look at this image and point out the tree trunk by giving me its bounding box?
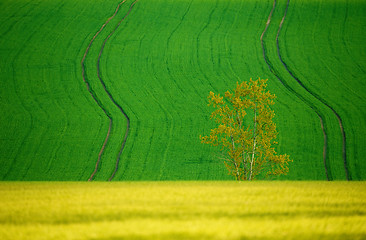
[249,102,257,180]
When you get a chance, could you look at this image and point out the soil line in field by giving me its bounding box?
[97,0,139,181]
[81,0,127,182]
[275,0,349,180]
[260,0,333,180]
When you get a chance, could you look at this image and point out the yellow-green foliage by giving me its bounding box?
[201,78,292,180]
[0,182,365,240]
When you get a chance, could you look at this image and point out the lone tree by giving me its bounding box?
[200,78,292,181]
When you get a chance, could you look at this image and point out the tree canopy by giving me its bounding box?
[200,78,292,180]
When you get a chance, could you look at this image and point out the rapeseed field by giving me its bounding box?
[0,182,365,240]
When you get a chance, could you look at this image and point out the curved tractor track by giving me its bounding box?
[260,0,330,180]
[98,0,138,181]
[261,0,349,180]
[276,0,349,181]
[81,0,138,181]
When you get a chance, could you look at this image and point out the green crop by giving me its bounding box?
[0,0,365,180]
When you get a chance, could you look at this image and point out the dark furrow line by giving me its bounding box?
[22,69,54,180]
[260,0,331,180]
[276,0,349,180]
[210,1,232,87]
[45,11,82,174]
[3,1,66,180]
[223,0,249,84]
[96,0,139,181]
[81,0,127,182]
[159,0,194,179]
[165,0,193,93]
[0,1,36,38]
[196,0,220,94]
[47,4,92,177]
[2,67,34,180]
[116,33,146,179]
[342,0,366,76]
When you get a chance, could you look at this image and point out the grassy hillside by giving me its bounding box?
[0,0,365,180]
[1,182,365,240]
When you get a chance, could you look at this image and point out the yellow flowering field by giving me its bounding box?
[0,181,365,240]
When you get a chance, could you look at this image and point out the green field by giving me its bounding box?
[0,182,365,240]
[0,0,365,181]
[1,1,365,238]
